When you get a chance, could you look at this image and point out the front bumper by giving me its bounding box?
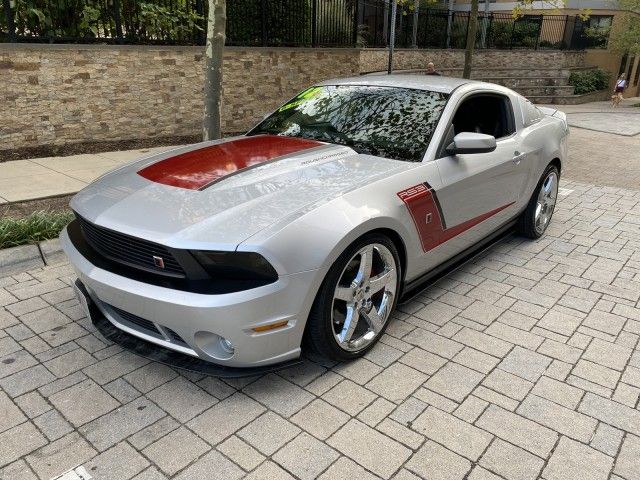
[61,227,319,368]
[77,281,302,377]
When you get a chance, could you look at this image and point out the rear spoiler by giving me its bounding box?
[539,106,568,132]
[538,106,557,116]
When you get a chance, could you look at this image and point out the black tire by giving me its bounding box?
[518,164,560,239]
[304,233,401,362]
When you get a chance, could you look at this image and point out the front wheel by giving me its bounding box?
[518,164,560,239]
[305,234,401,362]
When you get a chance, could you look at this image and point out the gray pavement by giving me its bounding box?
[544,98,640,191]
[1,179,640,479]
[567,111,640,137]
[562,124,640,191]
[554,98,640,137]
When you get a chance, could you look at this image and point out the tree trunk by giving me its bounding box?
[463,0,479,79]
[203,0,227,141]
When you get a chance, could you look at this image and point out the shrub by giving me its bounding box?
[487,19,540,49]
[137,3,204,41]
[5,0,205,42]
[227,0,312,46]
[0,210,74,249]
[317,0,353,46]
[488,21,514,49]
[538,40,562,49]
[512,20,540,48]
[568,68,610,95]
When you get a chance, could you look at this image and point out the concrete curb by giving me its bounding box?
[39,238,67,266]
[0,238,66,277]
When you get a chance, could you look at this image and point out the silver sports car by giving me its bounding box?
[61,75,568,371]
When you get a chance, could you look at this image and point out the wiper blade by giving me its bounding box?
[311,138,369,155]
[346,145,370,155]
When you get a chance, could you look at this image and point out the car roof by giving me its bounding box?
[317,74,476,94]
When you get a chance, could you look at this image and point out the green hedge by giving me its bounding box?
[568,68,610,95]
[488,20,540,49]
[227,0,312,46]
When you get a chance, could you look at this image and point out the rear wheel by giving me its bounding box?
[518,164,559,239]
[305,234,401,361]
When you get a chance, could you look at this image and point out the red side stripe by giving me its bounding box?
[138,135,323,190]
[398,183,513,252]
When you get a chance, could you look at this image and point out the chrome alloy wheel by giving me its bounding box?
[331,243,398,352]
[534,171,558,235]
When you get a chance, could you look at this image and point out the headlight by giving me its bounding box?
[190,250,278,283]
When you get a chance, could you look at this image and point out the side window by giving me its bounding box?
[451,94,516,140]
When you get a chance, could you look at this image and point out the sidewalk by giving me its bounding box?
[0,145,183,205]
[545,97,640,137]
[545,96,640,113]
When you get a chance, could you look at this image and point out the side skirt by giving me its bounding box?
[399,219,517,305]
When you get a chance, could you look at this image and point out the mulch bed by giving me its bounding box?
[1,195,74,219]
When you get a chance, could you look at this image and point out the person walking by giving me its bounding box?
[426,62,442,76]
[612,74,627,107]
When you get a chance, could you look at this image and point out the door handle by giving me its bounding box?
[512,151,526,164]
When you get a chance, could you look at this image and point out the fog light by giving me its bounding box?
[219,337,235,354]
[194,331,235,360]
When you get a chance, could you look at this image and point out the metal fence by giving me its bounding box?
[0,0,609,49]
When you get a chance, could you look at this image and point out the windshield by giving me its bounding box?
[248,85,449,162]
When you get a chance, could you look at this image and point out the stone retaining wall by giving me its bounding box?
[1,44,585,153]
[359,49,586,73]
[0,45,361,154]
[553,89,611,105]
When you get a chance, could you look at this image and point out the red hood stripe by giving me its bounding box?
[137,135,324,190]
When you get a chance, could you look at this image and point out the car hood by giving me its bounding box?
[71,135,413,250]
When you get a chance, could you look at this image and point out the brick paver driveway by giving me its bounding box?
[1,179,640,480]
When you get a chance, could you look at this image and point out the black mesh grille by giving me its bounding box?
[76,214,185,276]
[108,305,188,347]
[110,305,162,338]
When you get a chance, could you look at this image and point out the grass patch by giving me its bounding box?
[0,210,74,249]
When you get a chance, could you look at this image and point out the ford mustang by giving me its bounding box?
[61,75,568,372]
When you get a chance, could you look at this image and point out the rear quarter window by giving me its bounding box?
[521,98,544,127]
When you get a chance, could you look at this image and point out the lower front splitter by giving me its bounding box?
[87,298,303,378]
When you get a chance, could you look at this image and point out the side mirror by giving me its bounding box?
[446,132,497,155]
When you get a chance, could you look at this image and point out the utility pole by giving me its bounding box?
[412,0,419,48]
[480,0,490,48]
[387,0,397,74]
[446,0,454,48]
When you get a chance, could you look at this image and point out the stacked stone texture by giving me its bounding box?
[0,44,585,152]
